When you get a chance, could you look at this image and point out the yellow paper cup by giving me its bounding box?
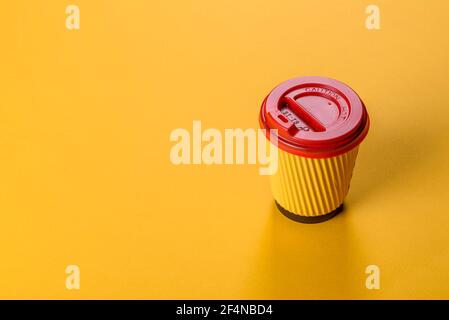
[260,77,370,223]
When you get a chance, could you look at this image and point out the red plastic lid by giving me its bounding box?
[259,76,370,158]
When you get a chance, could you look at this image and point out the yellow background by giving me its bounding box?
[1,0,449,299]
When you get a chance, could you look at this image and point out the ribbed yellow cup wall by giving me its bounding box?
[270,147,359,217]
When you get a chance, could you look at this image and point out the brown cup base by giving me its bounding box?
[275,201,344,224]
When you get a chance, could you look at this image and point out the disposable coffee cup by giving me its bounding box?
[259,76,370,223]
